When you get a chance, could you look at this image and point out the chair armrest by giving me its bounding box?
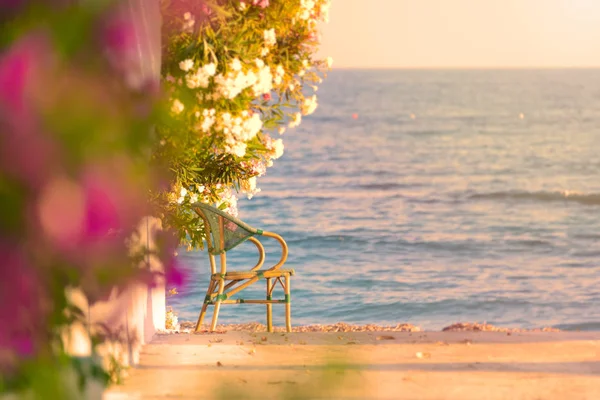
[248,237,265,271]
[260,231,289,271]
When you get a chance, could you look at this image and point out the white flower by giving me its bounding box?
[190,193,198,203]
[299,10,310,20]
[255,59,265,68]
[252,65,273,96]
[179,59,194,71]
[241,177,261,199]
[171,99,184,114]
[273,75,282,85]
[239,1,247,11]
[186,69,210,89]
[231,142,247,157]
[320,0,331,23]
[230,58,242,72]
[298,70,305,77]
[260,47,270,57]
[301,0,316,11]
[200,116,215,133]
[180,187,188,197]
[288,112,302,128]
[203,63,217,76]
[326,56,334,69]
[271,139,284,159]
[276,65,285,76]
[301,95,318,115]
[278,127,286,135]
[182,12,195,32]
[263,29,277,47]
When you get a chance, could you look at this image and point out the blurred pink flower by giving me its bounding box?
[0,35,59,188]
[164,258,188,287]
[101,15,136,54]
[252,0,269,8]
[0,39,28,114]
[0,244,45,370]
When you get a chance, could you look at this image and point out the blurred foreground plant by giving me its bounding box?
[0,1,180,397]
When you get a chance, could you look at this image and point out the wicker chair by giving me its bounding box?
[192,202,294,333]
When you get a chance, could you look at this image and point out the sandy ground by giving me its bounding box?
[104,329,600,400]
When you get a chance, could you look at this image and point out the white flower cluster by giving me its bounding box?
[325,56,333,69]
[213,58,273,100]
[166,0,334,218]
[216,188,239,217]
[299,0,316,20]
[215,111,263,157]
[185,63,217,89]
[301,94,318,115]
[264,28,277,47]
[320,0,331,23]
[168,183,240,218]
[195,108,217,133]
[263,134,284,164]
[288,112,302,128]
[171,99,184,115]
[241,176,261,199]
[168,184,206,206]
[273,64,285,86]
[183,12,195,33]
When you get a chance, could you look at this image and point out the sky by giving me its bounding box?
[318,0,600,69]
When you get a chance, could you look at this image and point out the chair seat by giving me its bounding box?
[211,269,295,281]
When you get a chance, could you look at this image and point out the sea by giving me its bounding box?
[170,69,600,331]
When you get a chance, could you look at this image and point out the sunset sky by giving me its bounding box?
[318,0,600,69]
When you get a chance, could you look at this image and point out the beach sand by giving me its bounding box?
[105,324,600,400]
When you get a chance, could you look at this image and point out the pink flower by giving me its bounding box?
[252,0,269,8]
[0,244,46,372]
[0,35,59,189]
[262,93,271,101]
[101,16,135,55]
[0,39,28,114]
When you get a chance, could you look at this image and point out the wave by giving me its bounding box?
[468,190,600,206]
[357,182,416,191]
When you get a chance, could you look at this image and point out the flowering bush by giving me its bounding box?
[0,1,178,397]
[155,0,332,249]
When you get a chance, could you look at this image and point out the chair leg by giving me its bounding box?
[195,280,216,332]
[284,275,291,333]
[210,279,225,332]
[266,278,273,333]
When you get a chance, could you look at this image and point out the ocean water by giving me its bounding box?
[170,69,600,331]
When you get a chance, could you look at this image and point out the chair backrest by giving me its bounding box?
[192,202,262,255]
